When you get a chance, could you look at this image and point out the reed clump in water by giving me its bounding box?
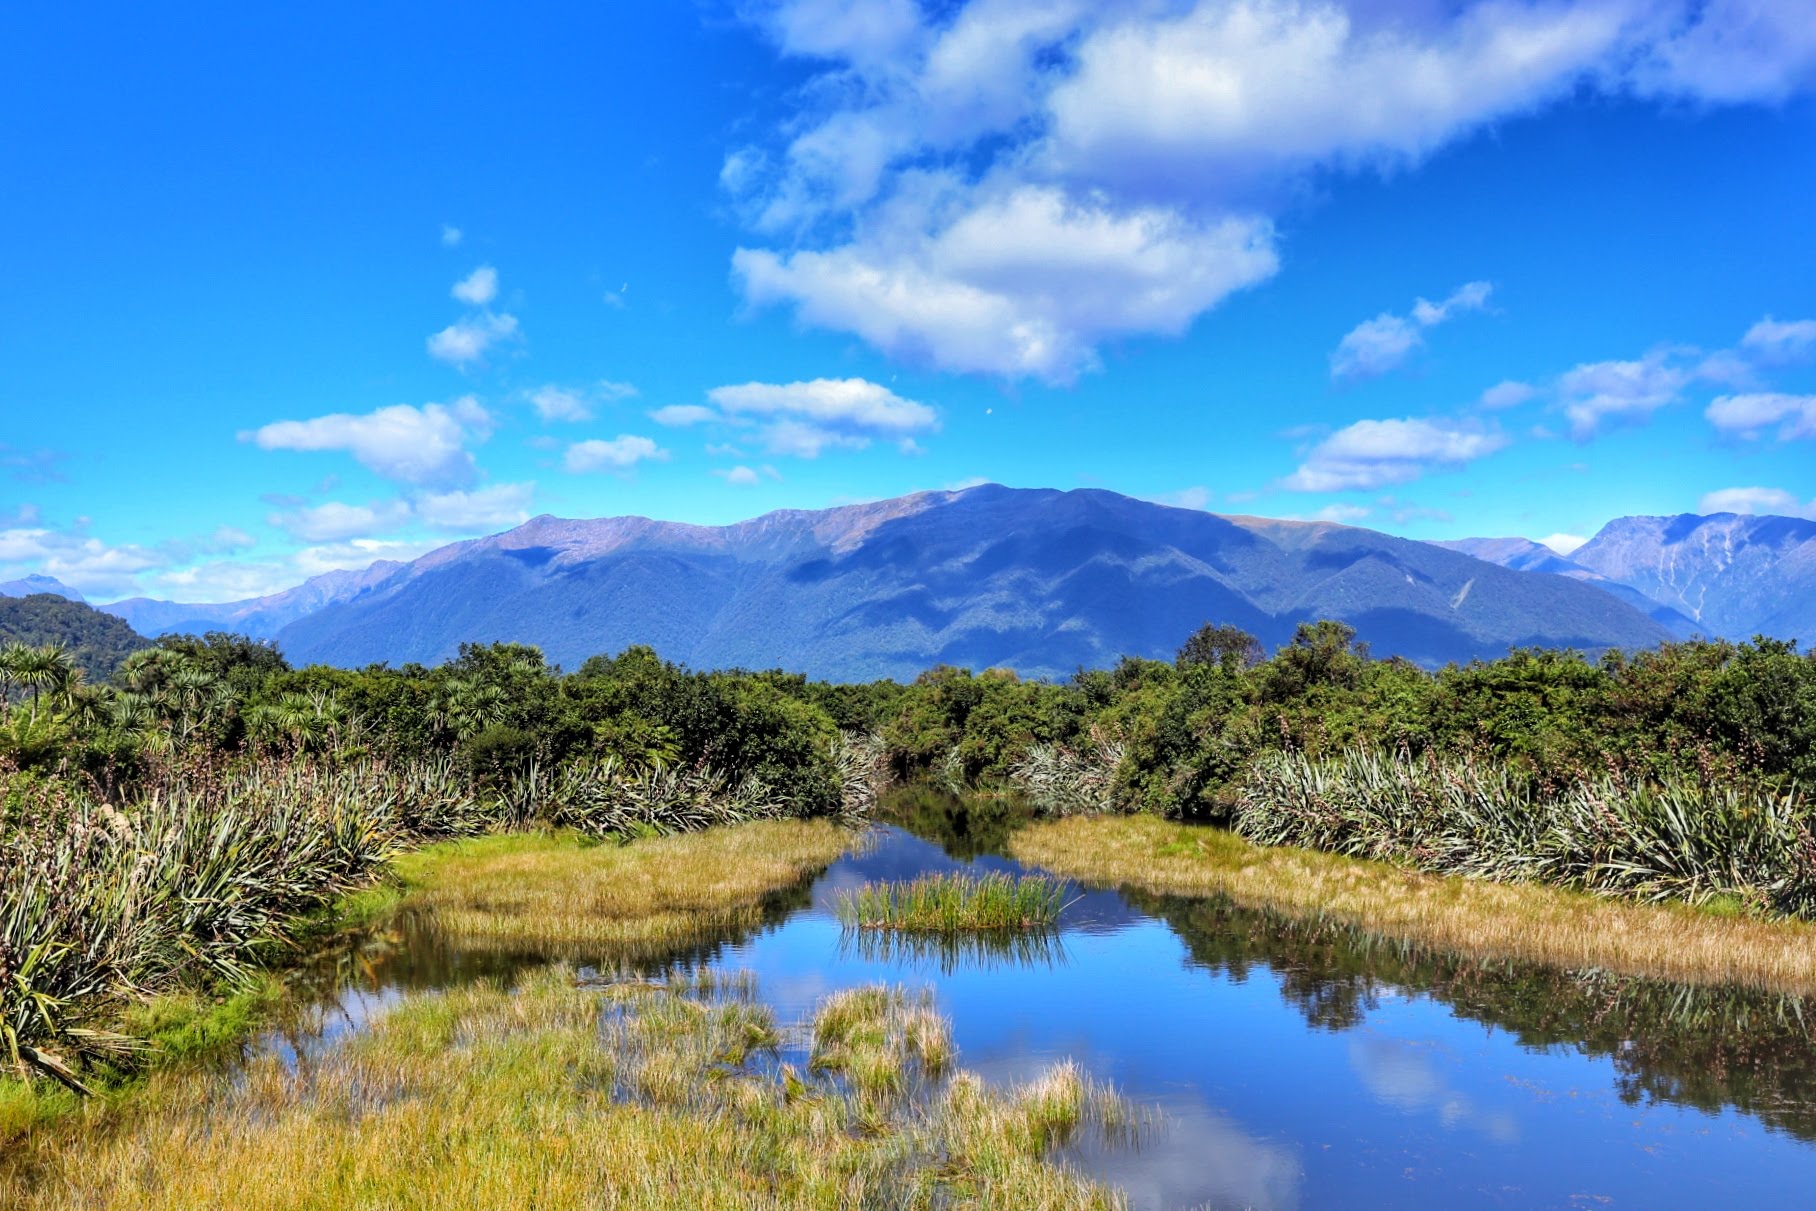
[836,871,1069,933]
[3,966,1136,1210]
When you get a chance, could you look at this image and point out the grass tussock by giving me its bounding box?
[1011,814,1816,995]
[394,821,854,955]
[4,966,1134,1210]
[837,872,1068,933]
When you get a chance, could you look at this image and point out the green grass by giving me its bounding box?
[5,966,1136,1209]
[837,871,1069,933]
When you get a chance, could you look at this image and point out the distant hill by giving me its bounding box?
[0,574,85,602]
[102,561,405,639]
[1568,513,1816,645]
[1431,537,1701,638]
[265,485,1671,679]
[0,594,151,681]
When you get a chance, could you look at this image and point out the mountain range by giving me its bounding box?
[18,485,1798,680]
[1444,513,1816,647]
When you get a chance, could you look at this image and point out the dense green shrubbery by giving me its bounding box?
[846,622,1816,819]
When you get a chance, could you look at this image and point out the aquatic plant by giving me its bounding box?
[837,871,1070,933]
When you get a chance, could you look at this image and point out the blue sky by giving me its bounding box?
[3,0,1814,602]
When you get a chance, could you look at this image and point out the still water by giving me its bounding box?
[275,795,1816,1209]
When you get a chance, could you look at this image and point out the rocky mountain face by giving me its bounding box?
[1430,537,1701,638]
[102,561,406,640]
[1568,513,1816,645]
[259,485,1669,679]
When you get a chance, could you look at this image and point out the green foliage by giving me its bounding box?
[0,596,147,682]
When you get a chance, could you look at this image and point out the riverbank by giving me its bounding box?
[2,819,1146,1210]
[0,820,856,1157]
[1010,815,1816,995]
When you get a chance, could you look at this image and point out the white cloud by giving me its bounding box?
[563,436,669,473]
[1705,392,1816,441]
[1479,380,1538,410]
[269,500,412,543]
[729,2,1808,381]
[1556,355,1686,439]
[761,420,870,458]
[427,312,520,367]
[706,377,940,457]
[1629,1,1816,103]
[1698,486,1816,520]
[526,381,637,424]
[707,377,936,433]
[528,386,591,423]
[413,482,536,531]
[735,188,1277,381]
[268,482,535,542]
[1539,532,1588,555]
[1331,314,1421,382]
[1332,281,1492,381]
[1312,503,1371,523]
[246,398,494,487]
[649,404,720,427]
[1739,316,1816,365]
[1,521,265,600]
[440,224,463,247]
[714,465,765,486]
[452,265,499,306]
[1282,416,1508,492]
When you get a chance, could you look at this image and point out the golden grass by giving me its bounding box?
[1011,815,1816,995]
[4,966,1132,1210]
[392,820,853,956]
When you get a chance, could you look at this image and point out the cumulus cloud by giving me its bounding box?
[527,380,638,423]
[427,312,520,367]
[268,500,412,543]
[705,377,941,457]
[648,404,720,427]
[1739,316,1816,365]
[1282,416,1508,492]
[727,1,1810,381]
[1556,355,1686,439]
[563,436,668,473]
[735,189,1277,381]
[1699,486,1816,519]
[245,398,494,487]
[1332,281,1492,381]
[268,483,536,543]
[440,224,463,247]
[1705,392,1816,441]
[708,377,936,433]
[2,521,263,599]
[413,483,537,531]
[1479,380,1538,410]
[1540,532,1589,555]
[452,265,499,305]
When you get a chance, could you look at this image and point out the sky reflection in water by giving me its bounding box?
[278,801,1816,1210]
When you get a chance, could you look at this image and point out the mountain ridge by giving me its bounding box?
[263,485,1669,678]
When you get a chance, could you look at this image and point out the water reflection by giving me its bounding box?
[230,790,1816,1209]
[836,925,1069,973]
